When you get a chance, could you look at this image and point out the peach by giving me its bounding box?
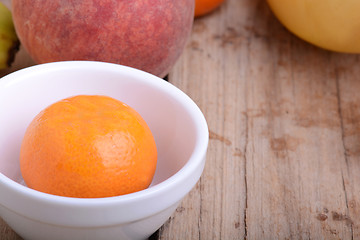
[11,0,194,77]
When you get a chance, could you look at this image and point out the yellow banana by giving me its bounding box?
[0,2,20,69]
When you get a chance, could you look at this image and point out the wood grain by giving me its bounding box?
[161,0,360,239]
[1,0,360,239]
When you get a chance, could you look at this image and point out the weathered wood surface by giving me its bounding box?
[1,0,360,239]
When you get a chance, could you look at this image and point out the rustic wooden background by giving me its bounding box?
[1,0,360,239]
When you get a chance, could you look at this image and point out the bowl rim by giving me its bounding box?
[0,61,209,222]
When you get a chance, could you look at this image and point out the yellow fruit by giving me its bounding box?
[0,2,20,69]
[267,0,360,53]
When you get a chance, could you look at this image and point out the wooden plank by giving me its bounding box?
[160,0,251,239]
[244,31,351,240]
[160,0,360,239]
[159,0,253,238]
[333,54,360,239]
[0,218,21,240]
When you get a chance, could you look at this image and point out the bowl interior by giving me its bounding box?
[0,62,200,191]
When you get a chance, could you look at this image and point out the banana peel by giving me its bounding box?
[0,2,20,70]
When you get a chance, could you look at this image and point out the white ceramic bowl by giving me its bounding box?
[0,61,208,240]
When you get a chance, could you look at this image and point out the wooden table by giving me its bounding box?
[1,0,360,239]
